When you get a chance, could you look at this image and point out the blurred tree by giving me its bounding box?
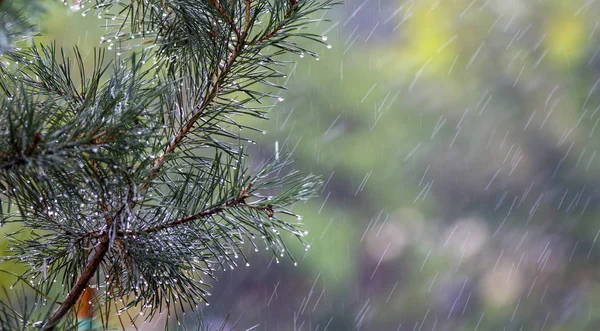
[202,0,600,330]
[0,0,334,329]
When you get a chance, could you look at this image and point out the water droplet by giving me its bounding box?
[277,97,285,102]
[322,36,328,41]
[327,44,332,49]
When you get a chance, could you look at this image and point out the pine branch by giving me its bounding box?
[43,0,309,324]
[0,0,335,328]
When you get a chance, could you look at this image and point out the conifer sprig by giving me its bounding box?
[0,0,336,329]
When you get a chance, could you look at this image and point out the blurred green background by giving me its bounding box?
[9,0,600,330]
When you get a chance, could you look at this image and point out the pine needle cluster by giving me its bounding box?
[0,0,335,329]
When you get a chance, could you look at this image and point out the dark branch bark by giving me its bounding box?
[42,235,109,330]
[79,184,271,239]
[124,188,273,236]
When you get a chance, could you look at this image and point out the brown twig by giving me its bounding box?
[42,236,109,330]
[79,184,270,240]
[122,185,275,236]
[209,0,241,37]
[25,132,44,156]
[244,0,252,34]
[253,2,298,44]
[44,202,128,329]
[144,19,245,186]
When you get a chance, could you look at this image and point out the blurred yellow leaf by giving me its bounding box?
[403,2,456,72]
[544,7,586,66]
[379,0,458,77]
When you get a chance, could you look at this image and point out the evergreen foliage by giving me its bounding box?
[0,0,334,329]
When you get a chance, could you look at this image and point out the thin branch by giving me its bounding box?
[244,0,252,34]
[42,235,109,330]
[124,186,274,236]
[25,132,43,156]
[79,183,271,239]
[253,2,298,44]
[208,0,241,37]
[145,3,247,184]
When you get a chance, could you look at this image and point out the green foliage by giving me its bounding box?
[0,0,335,329]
